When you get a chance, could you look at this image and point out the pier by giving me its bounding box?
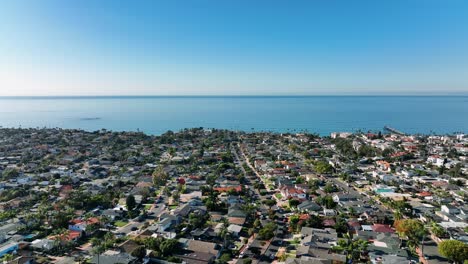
[384,126,406,135]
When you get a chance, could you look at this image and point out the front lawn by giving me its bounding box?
[114,220,128,227]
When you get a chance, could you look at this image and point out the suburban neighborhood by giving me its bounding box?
[0,127,467,264]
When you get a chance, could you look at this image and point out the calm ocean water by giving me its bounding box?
[0,96,466,135]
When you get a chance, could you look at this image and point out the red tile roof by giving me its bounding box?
[372,224,395,233]
[323,219,336,227]
[390,152,407,158]
[214,186,242,193]
[49,230,82,241]
[418,191,432,197]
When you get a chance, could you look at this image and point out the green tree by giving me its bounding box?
[448,163,463,178]
[289,215,300,231]
[189,212,208,229]
[1,253,14,262]
[288,199,300,208]
[131,246,146,259]
[126,194,136,211]
[253,219,261,229]
[323,182,336,193]
[218,253,232,264]
[317,195,337,209]
[263,199,277,209]
[393,209,403,223]
[314,161,333,174]
[333,232,369,263]
[348,206,357,217]
[430,222,447,238]
[91,243,105,264]
[438,240,468,264]
[382,148,393,157]
[258,222,277,240]
[219,219,233,248]
[334,216,348,235]
[301,214,323,229]
[160,239,180,257]
[172,191,180,204]
[152,166,169,187]
[395,219,427,253]
[358,145,376,157]
[390,199,413,217]
[1,168,19,180]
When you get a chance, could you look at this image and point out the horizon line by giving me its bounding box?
[1,94,468,99]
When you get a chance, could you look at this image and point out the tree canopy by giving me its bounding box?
[438,240,468,264]
[258,222,277,240]
[126,194,136,211]
[394,219,427,252]
[152,166,169,187]
[314,161,333,174]
[333,233,369,263]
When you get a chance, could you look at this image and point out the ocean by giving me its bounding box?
[0,96,466,135]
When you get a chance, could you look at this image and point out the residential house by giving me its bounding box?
[280,186,307,200]
[90,253,137,264]
[68,217,100,235]
[178,239,220,264]
[332,193,358,203]
[227,224,242,237]
[297,201,322,212]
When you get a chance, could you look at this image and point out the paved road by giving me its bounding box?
[232,144,269,212]
[237,143,264,183]
[421,238,449,264]
[232,142,289,263]
[116,221,142,235]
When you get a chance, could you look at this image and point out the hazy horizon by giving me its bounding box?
[1,93,468,98]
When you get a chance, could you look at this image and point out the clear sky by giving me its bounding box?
[1,0,468,96]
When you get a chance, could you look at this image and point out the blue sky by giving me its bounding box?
[1,0,468,95]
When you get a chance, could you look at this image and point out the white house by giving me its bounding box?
[427,155,445,166]
[323,209,336,216]
[280,186,307,200]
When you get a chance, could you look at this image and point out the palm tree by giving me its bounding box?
[333,232,369,263]
[91,244,105,264]
[242,203,258,221]
[51,228,70,253]
[395,219,427,254]
[393,209,403,222]
[219,219,231,249]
